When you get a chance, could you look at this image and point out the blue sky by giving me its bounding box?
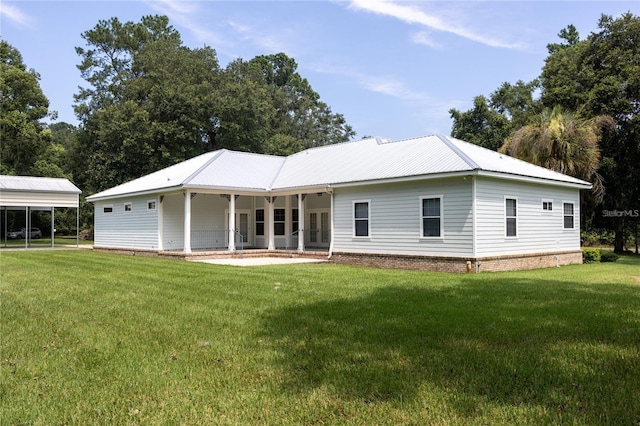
[2,1,637,141]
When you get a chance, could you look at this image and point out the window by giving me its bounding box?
[103,205,113,214]
[542,200,553,212]
[563,202,575,229]
[255,209,264,236]
[147,200,157,211]
[354,201,369,237]
[421,196,442,238]
[292,209,299,234]
[124,202,132,212]
[274,208,285,236]
[505,198,517,237]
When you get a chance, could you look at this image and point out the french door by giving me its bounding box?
[308,210,330,247]
[226,210,251,246]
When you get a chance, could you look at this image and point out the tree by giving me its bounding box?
[500,106,615,202]
[452,13,639,253]
[541,13,640,252]
[74,16,222,192]
[248,53,355,151]
[449,96,512,150]
[74,15,181,122]
[0,40,52,175]
[449,80,540,151]
[74,17,355,192]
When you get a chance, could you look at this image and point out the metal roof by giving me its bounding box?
[443,136,590,186]
[185,150,285,191]
[0,175,81,193]
[87,150,286,201]
[87,135,591,201]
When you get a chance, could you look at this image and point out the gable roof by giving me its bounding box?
[0,175,81,194]
[87,135,591,201]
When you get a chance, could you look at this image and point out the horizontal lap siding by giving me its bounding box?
[191,193,228,231]
[95,197,158,249]
[162,194,183,251]
[333,178,473,257]
[475,178,581,257]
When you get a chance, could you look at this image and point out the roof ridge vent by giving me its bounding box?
[375,137,391,145]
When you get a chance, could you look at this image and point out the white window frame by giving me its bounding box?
[255,208,265,236]
[292,208,299,234]
[505,196,518,238]
[124,202,133,213]
[147,199,157,211]
[353,200,371,238]
[420,195,443,239]
[542,199,554,213]
[274,208,286,236]
[563,201,575,230]
[103,204,113,214]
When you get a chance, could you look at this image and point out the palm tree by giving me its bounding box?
[499,106,615,202]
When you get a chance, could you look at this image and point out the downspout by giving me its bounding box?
[326,184,334,259]
[471,175,478,272]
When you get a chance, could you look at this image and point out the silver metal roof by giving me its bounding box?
[87,135,591,201]
[185,150,285,191]
[0,175,81,193]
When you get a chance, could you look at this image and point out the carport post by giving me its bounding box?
[25,206,28,249]
[76,206,79,248]
[51,207,55,248]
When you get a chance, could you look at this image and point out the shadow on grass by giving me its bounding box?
[259,277,640,423]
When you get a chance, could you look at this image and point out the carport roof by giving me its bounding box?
[0,175,81,193]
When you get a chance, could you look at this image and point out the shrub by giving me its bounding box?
[582,248,601,264]
[600,250,620,263]
[581,228,615,246]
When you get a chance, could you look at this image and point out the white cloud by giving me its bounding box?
[145,1,300,59]
[0,3,34,28]
[411,31,442,49]
[348,0,524,50]
[145,0,227,47]
[309,61,458,134]
[227,20,296,55]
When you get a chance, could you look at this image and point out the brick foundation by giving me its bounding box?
[330,250,583,273]
[93,246,583,273]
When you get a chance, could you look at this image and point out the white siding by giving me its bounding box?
[0,190,78,208]
[332,178,473,257]
[475,177,581,257]
[162,194,184,251]
[94,196,159,249]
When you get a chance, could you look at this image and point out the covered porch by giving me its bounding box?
[160,189,332,254]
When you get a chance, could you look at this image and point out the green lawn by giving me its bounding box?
[1,235,93,248]
[1,251,639,425]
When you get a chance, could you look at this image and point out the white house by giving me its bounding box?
[86,135,590,272]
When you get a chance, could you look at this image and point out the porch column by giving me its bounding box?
[297,193,305,252]
[267,197,275,250]
[228,193,236,251]
[183,191,192,254]
[157,196,164,251]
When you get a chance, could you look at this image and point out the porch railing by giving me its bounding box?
[283,228,331,256]
[284,230,300,257]
[190,229,244,255]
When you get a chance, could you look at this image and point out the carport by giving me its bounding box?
[0,175,81,248]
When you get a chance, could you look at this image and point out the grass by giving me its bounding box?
[1,251,639,425]
[1,235,93,248]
